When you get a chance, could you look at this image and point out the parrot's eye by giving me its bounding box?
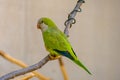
[40,21,44,24]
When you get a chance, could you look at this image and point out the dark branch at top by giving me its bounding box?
[64,0,85,37]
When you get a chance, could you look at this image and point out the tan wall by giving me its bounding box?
[0,0,120,80]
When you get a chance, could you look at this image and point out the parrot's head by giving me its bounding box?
[37,17,57,32]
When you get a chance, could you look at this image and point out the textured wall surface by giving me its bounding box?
[0,0,120,80]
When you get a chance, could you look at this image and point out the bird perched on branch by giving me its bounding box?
[37,17,91,74]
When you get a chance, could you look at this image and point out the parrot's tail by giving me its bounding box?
[73,59,92,75]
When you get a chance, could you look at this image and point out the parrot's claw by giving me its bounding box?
[49,55,61,60]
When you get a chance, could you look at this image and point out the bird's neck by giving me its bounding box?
[40,23,48,32]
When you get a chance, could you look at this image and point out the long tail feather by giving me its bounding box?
[53,49,92,74]
[73,60,92,75]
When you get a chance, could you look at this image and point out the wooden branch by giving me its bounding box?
[0,54,50,80]
[0,50,50,80]
[58,58,69,80]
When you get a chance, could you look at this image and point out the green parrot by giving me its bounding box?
[37,17,91,75]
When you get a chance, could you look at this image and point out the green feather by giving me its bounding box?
[73,60,92,75]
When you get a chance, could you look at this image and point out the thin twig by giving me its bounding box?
[0,50,50,80]
[18,73,34,80]
[58,58,69,80]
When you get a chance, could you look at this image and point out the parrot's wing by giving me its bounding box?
[43,29,77,59]
[43,29,72,50]
[53,49,75,60]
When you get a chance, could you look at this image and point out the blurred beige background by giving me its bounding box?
[0,0,120,80]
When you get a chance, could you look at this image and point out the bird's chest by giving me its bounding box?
[43,31,60,49]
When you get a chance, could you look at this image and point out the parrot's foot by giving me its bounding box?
[49,55,61,60]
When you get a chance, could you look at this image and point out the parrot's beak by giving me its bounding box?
[37,24,41,29]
